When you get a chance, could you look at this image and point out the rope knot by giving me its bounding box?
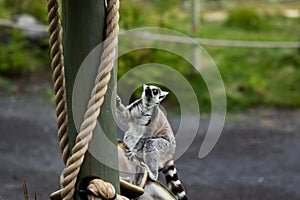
[87,179,128,200]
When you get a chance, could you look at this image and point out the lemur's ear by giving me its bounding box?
[159,91,169,101]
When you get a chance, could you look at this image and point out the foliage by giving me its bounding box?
[0,0,49,77]
[0,29,46,77]
[225,7,264,30]
[0,0,48,23]
[0,0,10,18]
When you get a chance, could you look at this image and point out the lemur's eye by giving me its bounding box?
[152,89,158,95]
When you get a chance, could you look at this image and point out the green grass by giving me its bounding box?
[206,47,300,110]
[196,7,300,110]
[200,17,300,41]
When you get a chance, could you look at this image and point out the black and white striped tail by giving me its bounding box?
[162,160,188,200]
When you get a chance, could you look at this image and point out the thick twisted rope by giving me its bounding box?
[47,0,69,165]
[87,179,128,200]
[60,0,120,199]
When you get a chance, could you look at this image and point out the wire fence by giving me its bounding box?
[137,31,300,48]
[1,18,299,49]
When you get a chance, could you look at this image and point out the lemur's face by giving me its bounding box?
[142,84,169,106]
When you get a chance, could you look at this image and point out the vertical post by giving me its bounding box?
[191,0,201,70]
[191,0,200,34]
[62,0,120,199]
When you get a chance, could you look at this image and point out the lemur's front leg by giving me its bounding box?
[116,95,130,123]
[123,134,139,160]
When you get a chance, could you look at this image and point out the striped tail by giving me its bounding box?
[162,160,188,200]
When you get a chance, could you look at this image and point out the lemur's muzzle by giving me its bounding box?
[145,87,152,98]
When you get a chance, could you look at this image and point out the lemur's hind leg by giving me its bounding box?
[142,138,172,181]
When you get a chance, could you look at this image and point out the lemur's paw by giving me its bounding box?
[140,162,158,181]
[147,171,158,181]
[116,95,121,106]
[138,115,151,125]
[125,148,135,161]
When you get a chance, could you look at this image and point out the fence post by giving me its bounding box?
[191,0,201,69]
[191,0,200,34]
[62,0,120,199]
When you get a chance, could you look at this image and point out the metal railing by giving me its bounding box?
[1,18,299,49]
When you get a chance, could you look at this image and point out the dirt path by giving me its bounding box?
[0,90,299,199]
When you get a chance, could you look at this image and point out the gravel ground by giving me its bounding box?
[0,86,299,200]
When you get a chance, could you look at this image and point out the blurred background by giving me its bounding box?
[0,0,299,111]
[0,0,300,199]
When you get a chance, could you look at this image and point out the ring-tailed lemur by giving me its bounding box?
[116,84,187,200]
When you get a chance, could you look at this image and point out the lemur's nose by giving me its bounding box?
[145,87,152,97]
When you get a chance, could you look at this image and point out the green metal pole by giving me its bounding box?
[62,0,120,199]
